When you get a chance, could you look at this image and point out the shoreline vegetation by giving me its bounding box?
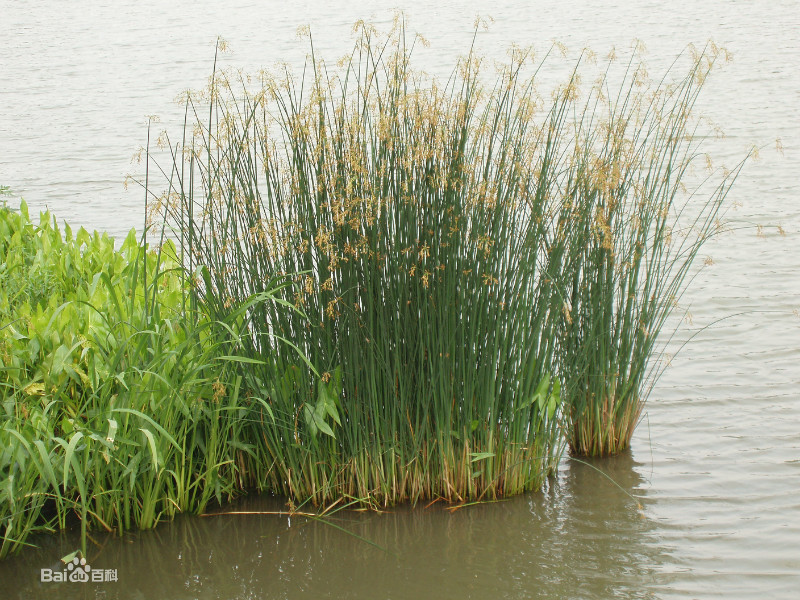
[1,22,747,559]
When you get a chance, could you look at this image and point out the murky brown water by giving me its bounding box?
[2,1,799,598]
[2,455,665,599]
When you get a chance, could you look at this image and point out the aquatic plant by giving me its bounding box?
[150,24,569,506]
[0,23,749,563]
[0,202,289,557]
[554,46,748,455]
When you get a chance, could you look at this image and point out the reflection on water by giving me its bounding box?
[0,452,666,600]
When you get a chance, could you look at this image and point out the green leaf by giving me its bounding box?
[547,396,557,418]
[140,428,160,471]
[470,452,495,463]
[318,381,341,426]
[324,402,341,427]
[305,399,335,438]
[51,344,72,377]
[551,379,561,405]
[303,404,318,437]
[111,408,183,456]
[217,355,267,365]
[125,453,143,490]
[60,550,81,565]
[534,373,551,410]
[33,440,60,492]
[115,372,128,390]
[332,365,342,399]
[314,415,335,438]
[62,432,86,498]
[314,399,335,437]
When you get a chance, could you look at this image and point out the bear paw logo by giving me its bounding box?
[67,557,90,583]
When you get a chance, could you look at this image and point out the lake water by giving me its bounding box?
[1,1,799,598]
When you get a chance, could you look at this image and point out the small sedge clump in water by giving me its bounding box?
[554,42,748,456]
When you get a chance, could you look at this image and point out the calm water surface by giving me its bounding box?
[1,1,799,598]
